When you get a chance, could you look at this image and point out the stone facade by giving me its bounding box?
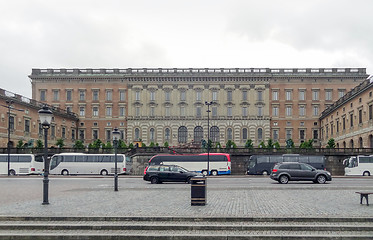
[320,76,373,149]
[29,68,368,147]
[0,88,79,148]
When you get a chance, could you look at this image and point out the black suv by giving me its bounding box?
[270,162,332,184]
[143,165,201,184]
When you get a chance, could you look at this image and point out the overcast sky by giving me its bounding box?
[0,0,372,98]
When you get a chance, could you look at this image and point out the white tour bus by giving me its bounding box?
[50,153,126,175]
[344,155,373,176]
[0,154,44,175]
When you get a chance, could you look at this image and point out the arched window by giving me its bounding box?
[149,128,155,142]
[369,135,373,149]
[258,128,263,140]
[227,128,233,140]
[350,139,354,149]
[210,126,220,142]
[343,141,346,148]
[242,128,248,140]
[134,128,140,141]
[194,126,203,143]
[178,126,187,143]
[165,128,170,142]
[359,137,363,148]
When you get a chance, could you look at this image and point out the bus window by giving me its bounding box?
[269,155,282,163]
[35,155,44,162]
[64,156,75,162]
[75,156,85,162]
[257,156,270,163]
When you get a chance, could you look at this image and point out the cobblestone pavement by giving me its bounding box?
[0,176,372,218]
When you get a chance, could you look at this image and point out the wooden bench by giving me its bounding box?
[356,192,373,206]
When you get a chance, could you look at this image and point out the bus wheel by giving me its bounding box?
[100,170,108,176]
[202,170,208,176]
[9,169,16,176]
[363,171,370,176]
[61,170,69,176]
[211,170,218,176]
[150,177,159,184]
[262,170,269,176]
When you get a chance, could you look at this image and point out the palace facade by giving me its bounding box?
[29,68,368,147]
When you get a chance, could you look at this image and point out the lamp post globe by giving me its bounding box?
[112,127,121,192]
[38,105,53,205]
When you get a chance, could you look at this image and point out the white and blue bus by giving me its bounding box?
[145,153,231,176]
[344,155,373,176]
[247,154,326,175]
[50,153,126,175]
[0,154,44,175]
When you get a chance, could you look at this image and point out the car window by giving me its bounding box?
[289,164,301,170]
[159,166,170,172]
[170,166,179,172]
[279,164,290,169]
[148,166,159,171]
[300,164,313,171]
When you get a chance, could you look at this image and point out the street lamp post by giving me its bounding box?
[112,127,121,192]
[38,105,53,205]
[6,100,13,176]
[205,101,213,176]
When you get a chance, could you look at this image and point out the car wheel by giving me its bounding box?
[211,170,218,176]
[363,171,370,176]
[316,175,326,184]
[202,170,208,176]
[61,169,69,176]
[187,177,192,184]
[100,169,108,176]
[262,170,269,176]
[150,177,159,184]
[279,175,289,184]
[9,169,16,176]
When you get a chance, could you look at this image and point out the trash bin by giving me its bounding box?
[191,177,206,206]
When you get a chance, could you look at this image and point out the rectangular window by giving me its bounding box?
[272,106,279,117]
[257,91,263,101]
[369,105,373,120]
[135,106,140,116]
[79,90,85,101]
[286,130,292,140]
[180,106,185,116]
[165,91,171,101]
[165,107,170,117]
[299,90,305,101]
[66,90,72,101]
[212,106,217,117]
[53,90,59,101]
[92,107,99,117]
[325,90,332,101]
[273,129,279,140]
[40,90,46,101]
[106,130,111,142]
[312,90,319,100]
[300,130,305,140]
[24,119,30,133]
[286,106,292,116]
[196,91,202,101]
[227,106,232,117]
[257,106,263,116]
[359,109,363,124]
[150,91,155,101]
[339,90,345,98]
[180,91,186,101]
[196,106,202,117]
[343,117,346,130]
[150,107,155,116]
[227,90,233,101]
[93,90,99,101]
[135,91,140,101]
[79,107,85,116]
[212,91,218,101]
[272,91,279,101]
[313,106,319,116]
[350,113,354,127]
[336,120,339,133]
[106,107,112,116]
[62,127,66,139]
[119,90,125,101]
[71,129,75,140]
[285,91,292,101]
[299,106,305,116]
[242,90,248,101]
[313,130,318,139]
[242,107,248,117]
[93,130,98,140]
[51,125,55,137]
[66,106,72,113]
[106,90,113,101]
[119,107,125,116]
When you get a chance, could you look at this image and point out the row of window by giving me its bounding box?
[272,105,320,117]
[75,106,126,117]
[272,89,345,101]
[40,89,127,102]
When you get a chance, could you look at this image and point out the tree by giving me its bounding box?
[225,140,236,150]
[149,142,155,147]
[215,142,222,149]
[274,142,281,149]
[56,138,65,148]
[327,138,336,149]
[266,139,274,149]
[164,141,169,147]
[35,139,43,149]
[129,143,134,149]
[118,139,127,149]
[16,140,24,149]
[258,141,266,148]
[245,139,254,149]
[286,139,295,149]
[73,140,85,149]
[300,139,314,149]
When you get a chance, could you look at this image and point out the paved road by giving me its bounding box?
[0,176,372,218]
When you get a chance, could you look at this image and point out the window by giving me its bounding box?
[134,128,140,141]
[227,90,233,101]
[119,107,125,117]
[71,129,75,140]
[180,106,185,116]
[272,91,279,101]
[350,113,354,127]
[212,107,217,117]
[196,106,202,117]
[165,91,171,101]
[338,90,345,98]
[66,90,72,101]
[93,90,99,101]
[165,107,170,117]
[257,91,263,101]
[150,107,155,117]
[369,105,373,120]
[93,130,98,140]
[79,129,85,140]
[135,90,140,101]
[210,126,220,142]
[196,91,202,101]
[272,106,279,117]
[313,130,318,139]
[180,91,186,101]
[299,90,305,101]
[313,106,319,116]
[359,109,363,124]
[79,107,85,116]
[92,107,99,117]
[257,106,263,116]
[135,106,140,116]
[273,129,279,140]
[53,90,59,101]
[325,90,332,101]
[194,126,203,143]
[227,106,232,117]
[257,128,263,140]
[286,130,292,140]
[285,90,292,101]
[106,130,111,142]
[242,107,248,117]
[286,106,292,116]
[40,90,46,101]
[242,128,248,140]
[299,106,305,116]
[212,91,218,101]
[24,119,30,133]
[149,128,155,142]
[106,107,112,116]
[312,90,319,100]
[242,90,248,101]
[300,130,305,140]
[79,90,85,101]
[119,90,125,101]
[62,127,66,139]
[178,126,187,143]
[150,91,155,101]
[106,90,113,101]
[165,128,170,141]
[227,128,233,140]
[343,117,346,130]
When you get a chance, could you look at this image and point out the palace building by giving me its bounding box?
[29,68,368,147]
